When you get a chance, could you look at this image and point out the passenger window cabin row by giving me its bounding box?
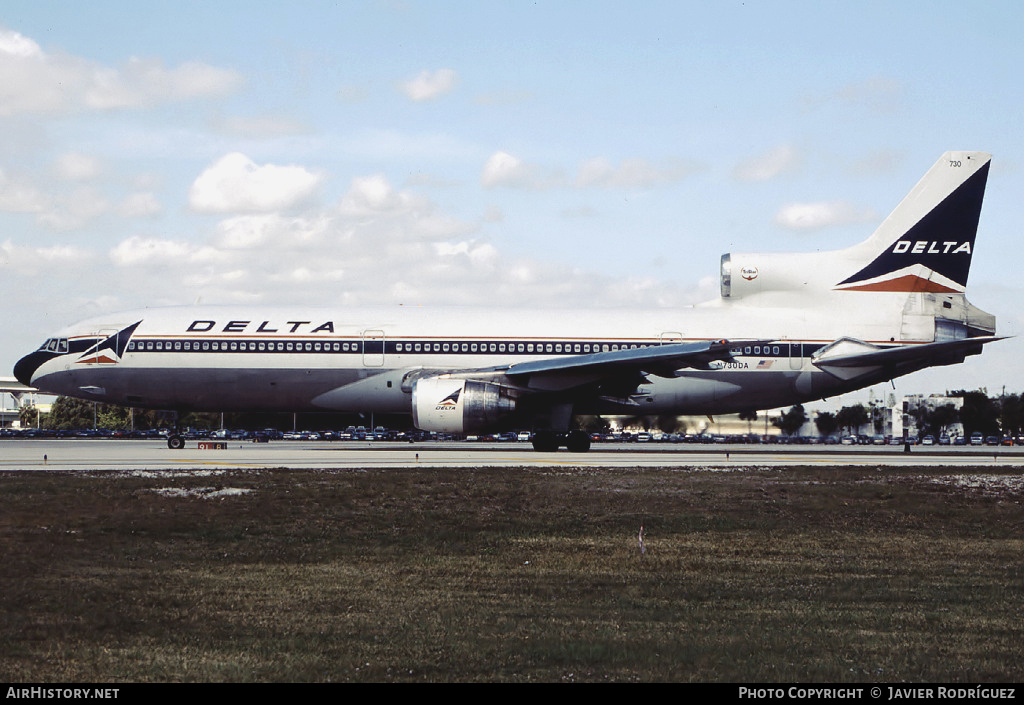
[120,339,802,356]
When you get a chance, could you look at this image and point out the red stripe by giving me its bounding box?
[835,274,960,293]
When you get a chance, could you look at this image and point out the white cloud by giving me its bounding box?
[0,28,42,58]
[0,238,93,274]
[774,200,877,231]
[36,186,110,230]
[0,168,48,213]
[189,153,323,213]
[481,151,556,189]
[0,166,113,229]
[481,151,521,187]
[54,152,103,181]
[84,58,241,110]
[337,175,476,247]
[95,170,690,312]
[0,163,160,229]
[0,28,64,116]
[338,174,411,216]
[109,236,206,267]
[0,25,241,117]
[434,240,499,268]
[734,145,801,182]
[118,192,162,219]
[107,236,221,270]
[212,213,330,250]
[399,68,457,102]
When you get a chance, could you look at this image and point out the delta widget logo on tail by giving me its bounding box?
[835,157,989,294]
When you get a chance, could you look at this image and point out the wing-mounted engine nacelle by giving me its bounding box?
[411,377,518,434]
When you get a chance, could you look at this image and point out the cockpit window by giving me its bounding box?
[41,338,68,353]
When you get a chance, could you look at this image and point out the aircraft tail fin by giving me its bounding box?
[834,151,990,294]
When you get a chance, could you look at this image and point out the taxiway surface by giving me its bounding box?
[3,439,1023,471]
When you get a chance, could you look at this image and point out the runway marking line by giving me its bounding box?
[171,459,278,469]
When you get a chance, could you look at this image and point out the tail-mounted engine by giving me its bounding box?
[411,376,518,434]
[720,252,820,300]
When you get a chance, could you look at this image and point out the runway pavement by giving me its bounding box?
[3,438,1024,471]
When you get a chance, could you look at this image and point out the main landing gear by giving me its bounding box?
[531,429,591,453]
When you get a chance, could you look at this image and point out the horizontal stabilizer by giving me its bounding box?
[812,336,1004,381]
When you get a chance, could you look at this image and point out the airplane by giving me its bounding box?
[14,150,1002,451]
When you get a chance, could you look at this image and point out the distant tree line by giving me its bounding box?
[773,389,1024,439]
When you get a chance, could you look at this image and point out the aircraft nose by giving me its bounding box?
[13,351,47,387]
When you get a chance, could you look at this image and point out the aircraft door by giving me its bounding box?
[362,329,385,367]
[788,341,803,370]
[80,329,120,366]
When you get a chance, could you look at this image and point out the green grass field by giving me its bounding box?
[1,465,1021,682]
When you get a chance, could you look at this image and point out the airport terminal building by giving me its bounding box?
[0,377,52,429]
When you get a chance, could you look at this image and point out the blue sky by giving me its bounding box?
[1,0,1022,404]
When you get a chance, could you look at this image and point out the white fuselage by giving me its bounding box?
[21,291,923,418]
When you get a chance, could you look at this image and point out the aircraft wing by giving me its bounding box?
[812,336,1005,381]
[318,339,760,410]
[497,339,756,392]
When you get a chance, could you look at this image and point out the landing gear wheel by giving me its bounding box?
[565,430,591,453]
[531,430,560,452]
[167,435,185,450]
